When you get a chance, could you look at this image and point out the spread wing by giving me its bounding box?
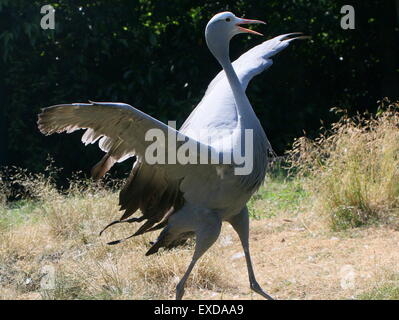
[209,33,307,94]
[38,101,213,179]
[180,33,309,133]
[38,101,216,238]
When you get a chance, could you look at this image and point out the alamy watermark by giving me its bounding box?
[39,5,356,32]
[40,264,56,290]
[40,5,55,30]
[341,5,355,30]
[144,122,255,176]
[340,265,356,290]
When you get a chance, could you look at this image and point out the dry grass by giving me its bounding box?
[0,170,233,300]
[289,101,399,231]
[1,170,399,300]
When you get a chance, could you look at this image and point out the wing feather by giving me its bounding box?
[38,101,212,178]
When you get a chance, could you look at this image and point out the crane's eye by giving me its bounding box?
[225,18,231,22]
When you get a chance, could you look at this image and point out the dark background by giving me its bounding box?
[0,0,398,181]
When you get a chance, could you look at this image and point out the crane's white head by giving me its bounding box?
[205,12,265,64]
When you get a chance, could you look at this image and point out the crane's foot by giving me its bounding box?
[250,281,274,300]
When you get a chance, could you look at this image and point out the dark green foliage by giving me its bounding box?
[0,0,398,181]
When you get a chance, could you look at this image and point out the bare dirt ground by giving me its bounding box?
[180,218,399,300]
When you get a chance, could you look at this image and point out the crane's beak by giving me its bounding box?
[236,18,266,36]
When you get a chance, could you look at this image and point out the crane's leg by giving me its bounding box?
[228,206,274,300]
[175,214,222,300]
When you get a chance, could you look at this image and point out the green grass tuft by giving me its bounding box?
[248,176,307,220]
[358,274,399,300]
[0,200,41,230]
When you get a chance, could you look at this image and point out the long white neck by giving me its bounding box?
[211,41,257,124]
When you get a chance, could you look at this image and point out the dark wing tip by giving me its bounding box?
[107,240,123,245]
[37,110,52,135]
[283,33,312,42]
